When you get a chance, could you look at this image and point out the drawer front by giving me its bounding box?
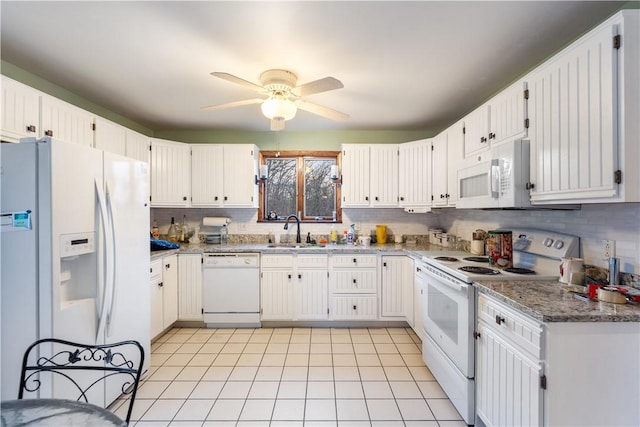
[261,254,294,268]
[296,254,328,268]
[330,254,377,268]
[331,270,377,293]
[150,259,162,279]
[331,295,377,320]
[478,293,543,358]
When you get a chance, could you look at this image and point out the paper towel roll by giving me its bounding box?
[202,217,230,227]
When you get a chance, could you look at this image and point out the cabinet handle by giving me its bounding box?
[165,264,170,269]
[375,196,379,201]
[45,130,53,137]
[183,196,187,201]
[352,279,357,284]
[489,132,496,140]
[440,194,445,199]
[352,258,357,264]
[352,305,357,310]
[26,125,36,133]
[158,282,163,288]
[298,274,302,279]
[416,267,421,273]
[495,315,505,325]
[224,196,228,201]
[214,196,219,201]
[400,196,404,201]
[383,262,387,267]
[526,182,535,190]
[365,196,369,201]
[480,136,487,143]
[473,331,481,340]
[288,274,292,279]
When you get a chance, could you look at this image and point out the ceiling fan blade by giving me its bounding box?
[295,100,350,121]
[211,72,265,93]
[291,77,344,97]
[201,98,263,111]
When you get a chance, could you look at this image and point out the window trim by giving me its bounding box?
[258,150,342,223]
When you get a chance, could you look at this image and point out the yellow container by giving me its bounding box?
[376,224,387,244]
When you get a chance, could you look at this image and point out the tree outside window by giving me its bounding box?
[259,151,341,222]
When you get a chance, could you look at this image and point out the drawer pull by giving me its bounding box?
[473,331,481,340]
[158,282,163,288]
[352,258,357,264]
[352,305,357,310]
[288,274,292,279]
[298,274,302,279]
[495,315,505,325]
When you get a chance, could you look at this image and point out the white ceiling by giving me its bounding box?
[0,1,627,133]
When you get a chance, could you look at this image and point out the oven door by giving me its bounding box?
[422,264,475,378]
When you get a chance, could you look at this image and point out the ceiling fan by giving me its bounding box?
[202,69,349,130]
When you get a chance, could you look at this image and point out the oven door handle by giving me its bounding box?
[423,266,465,293]
[437,278,463,293]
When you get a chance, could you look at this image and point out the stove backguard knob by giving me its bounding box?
[553,240,564,249]
[543,238,554,247]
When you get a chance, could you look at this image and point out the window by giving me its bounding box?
[259,151,341,222]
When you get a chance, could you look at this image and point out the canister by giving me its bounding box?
[429,229,443,246]
[375,224,387,244]
[487,230,513,269]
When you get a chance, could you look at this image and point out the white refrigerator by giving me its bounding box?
[0,137,150,406]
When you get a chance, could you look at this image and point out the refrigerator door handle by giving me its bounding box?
[104,182,117,338]
[95,179,112,343]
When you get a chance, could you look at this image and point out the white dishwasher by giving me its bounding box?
[202,253,261,327]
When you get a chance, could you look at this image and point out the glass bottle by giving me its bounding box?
[151,219,160,239]
[167,217,178,242]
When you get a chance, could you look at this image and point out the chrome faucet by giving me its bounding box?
[284,214,302,243]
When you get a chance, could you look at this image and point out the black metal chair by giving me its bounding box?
[18,338,145,425]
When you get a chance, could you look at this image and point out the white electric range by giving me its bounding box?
[414,228,580,425]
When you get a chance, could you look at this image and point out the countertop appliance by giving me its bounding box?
[414,228,579,425]
[0,137,150,405]
[456,139,531,209]
[202,253,261,327]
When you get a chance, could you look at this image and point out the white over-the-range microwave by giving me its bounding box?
[456,139,532,209]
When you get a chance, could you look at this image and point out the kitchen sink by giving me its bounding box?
[266,243,326,249]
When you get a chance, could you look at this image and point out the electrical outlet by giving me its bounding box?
[602,239,615,259]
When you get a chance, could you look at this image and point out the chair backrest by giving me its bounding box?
[18,338,144,425]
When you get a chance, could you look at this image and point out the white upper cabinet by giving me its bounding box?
[488,81,528,146]
[150,138,191,207]
[462,103,490,157]
[446,120,464,205]
[191,143,259,208]
[191,144,224,207]
[341,144,371,207]
[40,94,94,146]
[398,139,432,211]
[222,144,259,208]
[369,144,399,207]
[1,76,40,142]
[527,11,639,204]
[94,117,126,156]
[432,119,464,207]
[125,129,151,163]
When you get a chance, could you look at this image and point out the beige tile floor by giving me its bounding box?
[112,327,465,426]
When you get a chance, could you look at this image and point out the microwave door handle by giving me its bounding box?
[490,158,500,199]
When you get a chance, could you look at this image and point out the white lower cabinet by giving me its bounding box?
[178,254,203,321]
[412,261,425,340]
[380,255,413,320]
[476,292,640,427]
[150,254,179,339]
[261,254,328,321]
[329,254,378,320]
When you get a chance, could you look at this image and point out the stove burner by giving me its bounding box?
[463,256,489,263]
[504,267,536,275]
[459,266,500,275]
[434,256,459,262]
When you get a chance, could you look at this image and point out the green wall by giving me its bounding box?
[1,60,433,150]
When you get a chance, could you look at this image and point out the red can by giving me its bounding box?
[487,230,513,269]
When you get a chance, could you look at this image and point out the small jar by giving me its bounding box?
[441,233,451,248]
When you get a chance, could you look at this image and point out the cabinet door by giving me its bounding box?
[398,139,432,208]
[476,321,543,427]
[191,144,224,207]
[370,144,399,207]
[380,256,413,319]
[488,81,528,146]
[341,144,370,207]
[1,76,40,142]
[222,144,258,207]
[94,117,126,156]
[413,266,425,340]
[528,23,617,203]
[178,254,203,321]
[295,269,328,320]
[150,260,164,339]
[41,95,94,146]
[125,129,150,163]
[261,270,293,320]
[150,139,191,207]
[446,120,464,205]
[431,134,449,206]
[162,255,179,329]
[463,104,490,157]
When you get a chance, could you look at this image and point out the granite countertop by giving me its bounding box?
[475,280,640,323]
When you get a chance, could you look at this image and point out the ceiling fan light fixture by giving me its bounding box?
[261,96,297,121]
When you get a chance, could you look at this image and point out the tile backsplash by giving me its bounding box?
[152,203,640,274]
